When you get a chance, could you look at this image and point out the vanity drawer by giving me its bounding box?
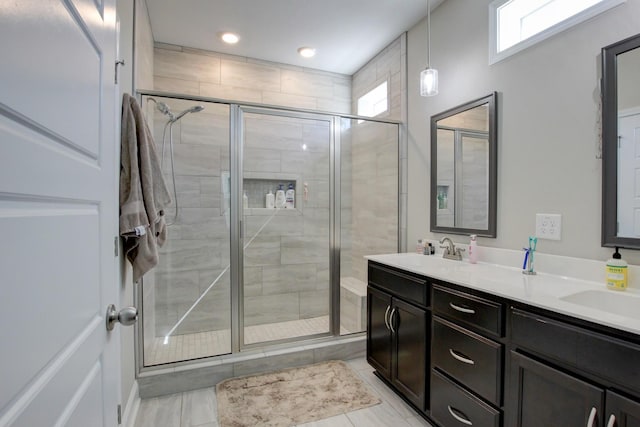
[368,263,429,306]
[511,307,640,395]
[433,286,503,337]
[432,316,503,405]
[431,369,501,427]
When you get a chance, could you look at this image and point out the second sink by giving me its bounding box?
[560,289,640,320]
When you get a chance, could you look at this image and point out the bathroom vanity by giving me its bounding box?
[366,254,640,427]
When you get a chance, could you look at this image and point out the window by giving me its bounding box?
[357,81,388,119]
[489,0,625,64]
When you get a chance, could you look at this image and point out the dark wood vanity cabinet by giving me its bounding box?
[367,263,429,411]
[508,307,640,427]
[366,260,640,427]
[430,285,505,427]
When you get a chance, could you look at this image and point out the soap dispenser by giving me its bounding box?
[265,190,275,209]
[606,247,628,291]
[469,235,478,264]
[285,183,295,209]
[275,184,285,208]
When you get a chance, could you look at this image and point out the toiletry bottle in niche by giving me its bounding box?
[469,234,478,264]
[285,183,295,209]
[606,247,628,291]
[416,239,423,254]
[243,191,249,210]
[265,190,275,209]
[275,184,285,208]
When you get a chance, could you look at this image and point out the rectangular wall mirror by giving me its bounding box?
[602,33,640,249]
[430,92,497,237]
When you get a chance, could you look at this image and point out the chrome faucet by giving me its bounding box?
[439,237,465,261]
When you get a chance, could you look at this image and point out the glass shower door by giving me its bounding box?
[240,109,332,346]
[140,96,231,366]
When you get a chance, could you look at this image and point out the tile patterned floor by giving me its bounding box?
[134,358,434,427]
[145,316,354,366]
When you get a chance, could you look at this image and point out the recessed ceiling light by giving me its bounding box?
[298,47,316,58]
[221,32,239,44]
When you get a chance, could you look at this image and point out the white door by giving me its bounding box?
[618,112,640,238]
[0,1,120,426]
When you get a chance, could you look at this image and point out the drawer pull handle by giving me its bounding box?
[607,414,616,427]
[449,349,475,365]
[389,308,397,334]
[587,407,597,427]
[448,405,473,426]
[384,305,391,331]
[449,302,476,314]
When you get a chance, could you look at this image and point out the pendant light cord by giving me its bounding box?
[427,0,431,68]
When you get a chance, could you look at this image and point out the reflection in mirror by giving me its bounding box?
[431,93,497,237]
[616,46,640,238]
[602,33,640,248]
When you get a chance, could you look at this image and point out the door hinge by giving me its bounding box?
[117,404,122,424]
[115,59,125,84]
[114,236,119,256]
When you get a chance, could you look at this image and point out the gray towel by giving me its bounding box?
[120,93,172,283]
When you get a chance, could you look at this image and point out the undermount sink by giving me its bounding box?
[560,290,640,320]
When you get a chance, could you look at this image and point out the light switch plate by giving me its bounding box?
[536,214,562,240]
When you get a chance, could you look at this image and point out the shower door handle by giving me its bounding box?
[106,304,138,331]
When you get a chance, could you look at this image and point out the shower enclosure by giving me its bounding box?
[138,92,400,368]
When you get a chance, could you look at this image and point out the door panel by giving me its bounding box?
[606,390,640,427]
[509,351,604,427]
[392,298,427,411]
[618,113,640,237]
[0,0,118,425]
[367,286,392,379]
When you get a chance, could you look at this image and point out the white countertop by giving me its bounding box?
[366,253,640,336]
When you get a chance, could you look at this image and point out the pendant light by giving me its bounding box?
[420,0,438,97]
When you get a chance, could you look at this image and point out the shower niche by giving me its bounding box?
[242,173,302,211]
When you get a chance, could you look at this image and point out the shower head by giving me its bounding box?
[171,105,205,122]
[147,98,174,118]
[156,102,173,117]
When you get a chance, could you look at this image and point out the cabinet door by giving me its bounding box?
[509,351,604,427]
[367,286,393,380]
[392,297,428,411]
[606,390,640,427]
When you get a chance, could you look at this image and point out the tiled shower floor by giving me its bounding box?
[144,316,353,366]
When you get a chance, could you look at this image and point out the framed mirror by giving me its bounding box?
[430,92,497,237]
[602,33,640,249]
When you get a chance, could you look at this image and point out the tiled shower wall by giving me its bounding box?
[149,45,353,337]
[345,35,406,284]
[153,43,352,114]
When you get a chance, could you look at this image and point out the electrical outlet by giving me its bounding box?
[536,214,562,240]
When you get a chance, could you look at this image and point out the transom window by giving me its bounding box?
[357,81,388,119]
[489,0,625,64]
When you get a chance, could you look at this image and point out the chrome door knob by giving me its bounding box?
[106,304,138,331]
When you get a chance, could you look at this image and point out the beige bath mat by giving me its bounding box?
[216,360,381,426]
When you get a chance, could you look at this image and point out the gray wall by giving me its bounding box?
[408,0,640,263]
[134,0,154,91]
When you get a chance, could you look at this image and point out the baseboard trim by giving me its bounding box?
[122,381,140,427]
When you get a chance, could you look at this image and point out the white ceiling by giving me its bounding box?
[146,0,444,75]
